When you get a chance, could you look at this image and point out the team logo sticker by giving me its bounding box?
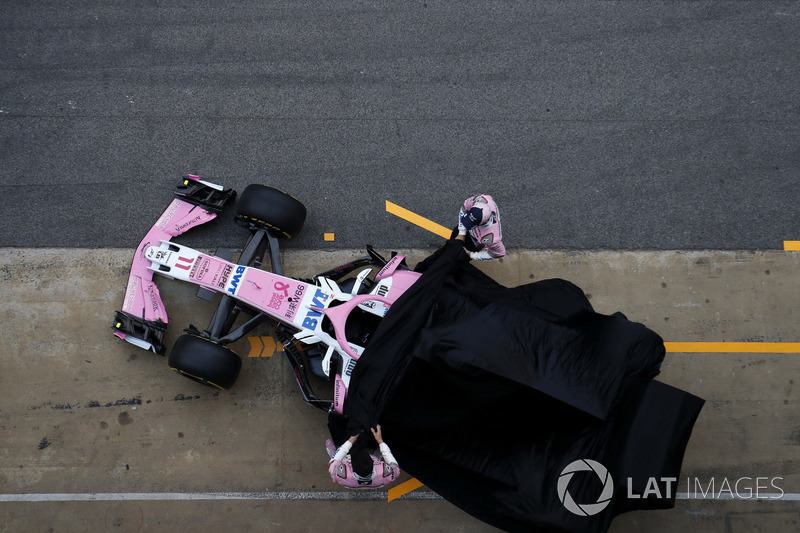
[557,459,614,516]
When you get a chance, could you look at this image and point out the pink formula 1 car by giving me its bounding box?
[112,176,420,413]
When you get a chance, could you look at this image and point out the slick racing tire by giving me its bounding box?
[168,334,242,390]
[235,184,307,239]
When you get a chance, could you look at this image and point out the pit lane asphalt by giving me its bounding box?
[2,1,799,252]
[2,245,800,532]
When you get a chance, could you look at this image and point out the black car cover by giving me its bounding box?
[342,240,704,533]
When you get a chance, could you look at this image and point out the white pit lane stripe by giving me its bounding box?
[1,492,799,502]
[0,491,442,502]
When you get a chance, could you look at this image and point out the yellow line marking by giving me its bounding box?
[388,478,425,502]
[324,232,335,242]
[665,342,800,353]
[784,241,800,251]
[385,201,452,239]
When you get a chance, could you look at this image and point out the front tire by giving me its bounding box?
[168,334,242,390]
[235,184,306,239]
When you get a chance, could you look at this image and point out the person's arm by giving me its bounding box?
[378,442,398,466]
[330,435,358,463]
[468,214,505,260]
[469,249,495,261]
[486,234,506,259]
[457,206,468,236]
[456,206,471,254]
[370,425,398,466]
[455,233,471,256]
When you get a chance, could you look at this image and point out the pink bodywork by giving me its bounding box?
[375,254,420,292]
[116,179,423,415]
[114,176,219,344]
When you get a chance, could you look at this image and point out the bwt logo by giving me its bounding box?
[227,266,246,295]
[301,288,330,329]
[557,459,614,516]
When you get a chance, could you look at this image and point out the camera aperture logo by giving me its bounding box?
[557,459,614,516]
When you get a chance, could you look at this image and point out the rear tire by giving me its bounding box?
[235,184,306,238]
[168,334,242,390]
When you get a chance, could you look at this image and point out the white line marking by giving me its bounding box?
[0,491,442,502]
[1,492,799,503]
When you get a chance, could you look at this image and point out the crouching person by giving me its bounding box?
[326,425,400,488]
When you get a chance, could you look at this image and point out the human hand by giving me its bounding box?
[371,425,383,444]
[348,434,359,444]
